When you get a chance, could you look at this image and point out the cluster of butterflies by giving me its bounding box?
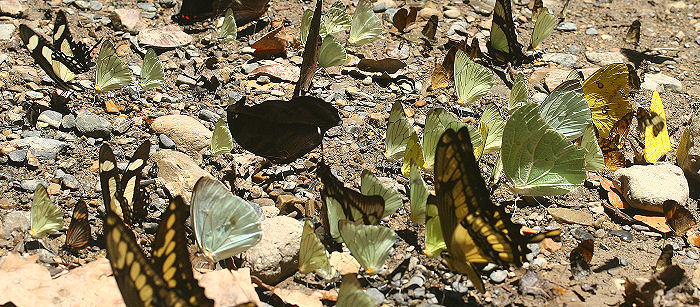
[19,11,164,96]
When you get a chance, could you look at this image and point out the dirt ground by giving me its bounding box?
[1,0,699,305]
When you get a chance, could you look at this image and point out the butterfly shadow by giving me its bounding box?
[592,258,624,274]
[395,229,420,250]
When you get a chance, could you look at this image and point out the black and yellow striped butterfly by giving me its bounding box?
[318,160,385,226]
[18,11,96,90]
[99,141,151,226]
[65,201,90,248]
[488,0,524,63]
[104,196,214,307]
[434,127,554,292]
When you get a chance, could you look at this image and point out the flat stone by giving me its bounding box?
[678,115,700,183]
[613,164,689,213]
[37,110,63,128]
[641,73,683,93]
[76,110,111,138]
[60,114,76,130]
[585,27,598,35]
[111,116,132,135]
[6,137,67,160]
[138,25,192,48]
[0,0,26,16]
[541,53,578,68]
[2,211,29,235]
[0,24,15,41]
[555,22,577,31]
[151,150,214,201]
[243,216,302,284]
[585,51,627,66]
[150,115,212,153]
[444,9,461,19]
[109,8,145,33]
[547,208,593,226]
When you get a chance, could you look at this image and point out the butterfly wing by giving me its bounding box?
[384,101,412,161]
[52,10,94,73]
[118,141,151,224]
[643,91,671,163]
[453,49,493,105]
[294,0,323,97]
[18,24,78,90]
[337,274,379,307]
[348,0,382,45]
[318,35,347,68]
[95,40,132,93]
[211,118,234,155]
[191,177,263,262]
[219,8,238,41]
[66,201,90,248]
[489,0,523,62]
[298,220,333,275]
[321,2,351,38]
[360,170,402,218]
[172,0,216,24]
[318,161,385,225]
[539,79,592,140]
[423,109,467,169]
[140,49,164,90]
[338,221,396,274]
[30,184,63,238]
[582,63,634,141]
[529,8,556,50]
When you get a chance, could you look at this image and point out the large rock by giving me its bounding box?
[678,115,700,183]
[109,8,145,33]
[0,0,25,16]
[151,115,212,153]
[641,73,683,93]
[2,211,29,237]
[0,24,15,41]
[76,110,111,138]
[243,216,303,284]
[613,164,689,213]
[3,137,67,160]
[585,51,627,66]
[151,150,213,200]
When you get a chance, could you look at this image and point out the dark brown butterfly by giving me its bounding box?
[663,200,696,236]
[598,111,635,170]
[104,196,214,306]
[172,0,269,26]
[655,244,673,273]
[293,0,323,97]
[65,201,90,248]
[226,96,340,164]
[392,7,418,32]
[422,15,438,41]
[569,239,594,280]
[357,58,406,74]
[317,160,385,226]
[99,140,151,226]
[625,19,641,45]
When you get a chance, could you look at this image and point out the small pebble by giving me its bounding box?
[490,270,508,283]
[585,27,598,35]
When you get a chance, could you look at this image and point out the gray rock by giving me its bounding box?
[241,63,259,74]
[198,109,220,123]
[26,91,44,100]
[571,227,595,241]
[112,117,132,135]
[490,270,508,283]
[613,164,689,213]
[411,287,425,298]
[366,288,385,304]
[686,250,698,260]
[37,110,63,128]
[74,0,89,9]
[159,134,176,149]
[76,110,111,138]
[136,2,156,12]
[641,73,683,93]
[2,211,30,235]
[88,1,102,11]
[555,22,577,31]
[585,27,598,35]
[256,75,270,84]
[373,1,387,12]
[20,179,46,192]
[150,115,212,153]
[610,229,633,242]
[585,51,627,66]
[444,9,461,19]
[541,53,578,68]
[8,137,67,160]
[60,114,76,130]
[678,115,700,182]
[8,150,26,163]
[569,45,581,54]
[682,258,697,265]
[61,174,79,190]
[0,24,15,41]
[406,274,425,288]
[243,216,302,284]
[21,131,41,138]
[176,74,197,86]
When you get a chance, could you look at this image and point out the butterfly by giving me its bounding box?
[294,0,323,97]
[409,163,429,225]
[422,15,438,41]
[643,91,671,163]
[298,220,334,277]
[392,7,418,33]
[508,73,528,110]
[663,200,696,236]
[569,239,594,280]
[384,101,412,161]
[318,160,385,241]
[625,19,641,45]
[582,63,636,142]
[29,184,63,239]
[338,220,396,274]
[99,140,151,226]
[65,201,90,248]
[581,125,605,171]
[453,49,493,105]
[191,176,263,262]
[104,196,215,306]
[538,79,592,140]
[140,49,164,90]
[172,0,217,24]
[348,0,382,45]
[529,8,557,50]
[226,96,340,164]
[360,170,402,218]
[211,118,234,155]
[655,244,673,273]
[435,126,554,292]
[422,108,469,170]
[18,26,79,90]
[480,103,506,154]
[597,111,634,170]
[52,10,97,73]
[219,8,238,41]
[318,35,347,68]
[336,274,378,307]
[502,104,586,196]
[402,131,425,178]
[321,1,351,39]
[95,40,132,93]
[489,0,524,63]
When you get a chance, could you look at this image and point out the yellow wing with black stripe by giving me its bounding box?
[99,141,151,225]
[318,160,384,225]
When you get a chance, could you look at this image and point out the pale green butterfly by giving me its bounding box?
[95,40,131,93]
[360,170,402,218]
[211,118,233,155]
[191,176,262,262]
[321,2,351,38]
[501,104,586,196]
[219,8,237,41]
[30,184,63,238]
[299,220,334,277]
[338,220,396,274]
[337,274,379,307]
[325,196,346,242]
[453,49,493,105]
[538,79,592,140]
[566,69,585,83]
[349,0,382,45]
[385,101,412,161]
[529,8,557,50]
[140,49,164,90]
[401,132,424,177]
[490,154,503,185]
[424,204,446,257]
[300,9,313,45]
[318,35,347,68]
[480,103,505,154]
[409,163,428,225]
[422,108,481,170]
[509,72,528,110]
[580,124,604,171]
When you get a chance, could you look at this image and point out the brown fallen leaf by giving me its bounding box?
[329,251,360,275]
[197,268,260,306]
[633,214,671,233]
[250,63,300,82]
[598,175,628,209]
[251,26,297,58]
[273,288,324,307]
[138,25,193,48]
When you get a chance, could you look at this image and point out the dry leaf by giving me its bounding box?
[357,58,406,74]
[598,175,629,209]
[251,26,297,58]
[633,215,671,233]
[250,63,300,82]
[273,288,324,307]
[197,268,260,306]
[329,251,360,275]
